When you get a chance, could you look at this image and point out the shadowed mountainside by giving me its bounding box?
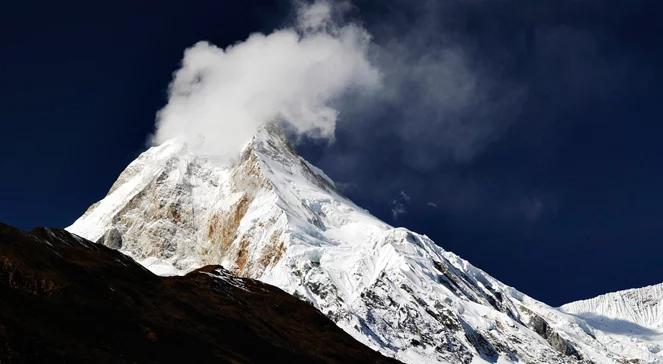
[0,223,399,364]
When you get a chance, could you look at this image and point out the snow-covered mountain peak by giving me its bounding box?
[68,126,663,364]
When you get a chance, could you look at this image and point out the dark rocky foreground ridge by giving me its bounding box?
[0,223,399,363]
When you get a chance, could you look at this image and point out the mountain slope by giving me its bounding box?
[0,222,397,363]
[562,283,663,331]
[561,284,663,361]
[68,125,662,363]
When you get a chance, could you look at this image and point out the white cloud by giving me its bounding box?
[152,0,380,160]
[391,189,411,219]
[296,0,331,31]
[391,203,407,220]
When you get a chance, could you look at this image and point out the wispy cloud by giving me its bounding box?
[391,190,411,220]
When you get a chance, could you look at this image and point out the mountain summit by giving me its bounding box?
[68,126,663,363]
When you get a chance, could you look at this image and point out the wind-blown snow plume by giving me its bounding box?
[153,0,380,159]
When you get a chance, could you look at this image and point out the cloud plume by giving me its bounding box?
[153,0,380,159]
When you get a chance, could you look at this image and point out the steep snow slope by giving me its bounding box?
[68,125,661,364]
[561,284,663,361]
[562,283,663,330]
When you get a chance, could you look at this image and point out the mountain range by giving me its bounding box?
[18,125,658,363]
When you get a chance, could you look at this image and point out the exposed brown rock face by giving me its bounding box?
[232,148,273,192]
[206,192,252,255]
[0,223,399,364]
[233,237,251,273]
[258,229,286,272]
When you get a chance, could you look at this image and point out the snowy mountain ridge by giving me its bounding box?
[68,125,663,364]
[562,283,663,330]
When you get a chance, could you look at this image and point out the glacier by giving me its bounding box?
[68,125,663,364]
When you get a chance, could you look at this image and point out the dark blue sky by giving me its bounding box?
[2,0,662,306]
